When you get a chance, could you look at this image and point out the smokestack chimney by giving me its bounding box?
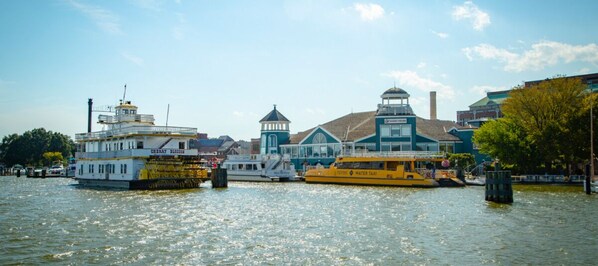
[430,91,437,120]
[88,98,93,133]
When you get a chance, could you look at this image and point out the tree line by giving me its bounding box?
[0,128,76,167]
[473,76,597,175]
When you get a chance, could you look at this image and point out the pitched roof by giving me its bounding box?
[198,139,224,147]
[289,111,464,144]
[469,90,511,108]
[289,111,376,143]
[259,106,290,122]
[415,117,462,141]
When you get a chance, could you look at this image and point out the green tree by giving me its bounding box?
[0,134,20,166]
[0,128,76,167]
[43,152,64,166]
[475,76,597,174]
[448,153,475,169]
[473,118,540,173]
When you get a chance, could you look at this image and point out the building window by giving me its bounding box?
[313,133,326,144]
[268,135,277,148]
[381,124,411,137]
[381,142,412,152]
[439,143,454,153]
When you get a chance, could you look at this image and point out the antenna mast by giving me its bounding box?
[166,104,170,128]
[122,84,127,103]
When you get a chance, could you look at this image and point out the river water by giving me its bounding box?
[1,176,597,265]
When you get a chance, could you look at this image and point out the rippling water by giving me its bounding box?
[1,176,597,265]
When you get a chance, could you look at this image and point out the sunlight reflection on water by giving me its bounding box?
[1,177,597,265]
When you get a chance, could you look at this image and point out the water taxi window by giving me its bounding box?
[337,161,384,170]
[238,164,244,170]
[137,141,144,149]
[179,142,185,149]
[124,109,129,115]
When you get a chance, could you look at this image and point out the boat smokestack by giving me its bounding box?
[430,91,437,120]
[87,98,93,133]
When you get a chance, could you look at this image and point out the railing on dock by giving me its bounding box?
[341,151,446,159]
[511,175,586,184]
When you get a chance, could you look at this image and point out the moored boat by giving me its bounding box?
[74,96,209,189]
[222,154,298,182]
[304,152,465,187]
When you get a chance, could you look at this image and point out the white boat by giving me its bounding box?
[74,99,209,189]
[222,154,298,182]
[46,164,64,177]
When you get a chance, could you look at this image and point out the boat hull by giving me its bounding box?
[76,178,203,190]
[305,175,439,187]
[227,173,290,182]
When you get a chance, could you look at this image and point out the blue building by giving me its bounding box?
[272,87,485,170]
[259,105,291,155]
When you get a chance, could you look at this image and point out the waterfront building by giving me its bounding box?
[189,134,239,160]
[271,87,484,169]
[259,105,291,155]
[457,72,598,126]
[456,90,510,127]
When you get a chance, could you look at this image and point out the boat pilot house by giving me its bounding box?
[257,87,484,171]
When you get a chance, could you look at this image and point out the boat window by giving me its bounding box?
[238,164,244,170]
[337,161,384,170]
[137,141,144,149]
[179,142,185,149]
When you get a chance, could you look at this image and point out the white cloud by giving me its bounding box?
[431,30,449,39]
[462,41,598,72]
[452,1,490,31]
[383,70,455,99]
[469,85,505,96]
[352,3,385,21]
[578,68,591,74]
[417,62,427,69]
[121,52,144,66]
[68,0,122,34]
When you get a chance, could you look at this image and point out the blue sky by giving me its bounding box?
[1,0,597,141]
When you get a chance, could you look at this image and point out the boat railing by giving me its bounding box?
[76,148,198,159]
[76,125,197,140]
[342,151,446,159]
[98,114,155,124]
[415,168,457,179]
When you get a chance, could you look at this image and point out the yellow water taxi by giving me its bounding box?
[304,152,464,187]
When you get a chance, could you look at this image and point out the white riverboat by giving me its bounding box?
[222,154,298,182]
[75,99,209,189]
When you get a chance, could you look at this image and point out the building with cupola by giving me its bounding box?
[259,105,291,154]
[271,87,485,170]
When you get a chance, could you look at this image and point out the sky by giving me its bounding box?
[1,0,598,141]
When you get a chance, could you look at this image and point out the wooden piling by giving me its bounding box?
[211,165,228,188]
[485,171,513,203]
